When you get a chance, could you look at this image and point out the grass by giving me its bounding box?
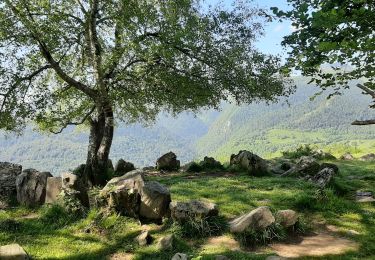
[0,159,374,259]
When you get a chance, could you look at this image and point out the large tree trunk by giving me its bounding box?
[83,103,114,187]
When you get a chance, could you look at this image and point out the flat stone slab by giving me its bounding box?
[271,233,358,258]
[356,191,375,202]
[0,243,29,260]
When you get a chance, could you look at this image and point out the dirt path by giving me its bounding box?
[270,232,358,258]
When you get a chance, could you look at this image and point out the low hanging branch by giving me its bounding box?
[351,120,375,126]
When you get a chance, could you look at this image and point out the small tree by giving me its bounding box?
[272,0,375,125]
[0,0,290,185]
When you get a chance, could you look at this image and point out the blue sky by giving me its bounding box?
[206,0,292,57]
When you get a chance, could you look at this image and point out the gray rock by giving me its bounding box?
[276,210,298,227]
[169,200,218,222]
[135,230,152,246]
[156,152,180,171]
[230,150,268,176]
[282,156,320,177]
[320,163,339,174]
[340,153,354,160]
[61,172,89,207]
[16,169,52,207]
[229,206,275,233]
[0,243,29,260]
[0,162,22,207]
[45,177,62,204]
[157,234,174,250]
[171,253,188,260]
[360,153,375,161]
[309,168,335,188]
[114,159,135,176]
[139,181,171,222]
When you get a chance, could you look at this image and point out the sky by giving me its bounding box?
[206,0,293,58]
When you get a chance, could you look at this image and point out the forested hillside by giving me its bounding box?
[0,78,374,175]
[197,78,375,160]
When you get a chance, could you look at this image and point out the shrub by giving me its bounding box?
[236,223,287,247]
[173,215,228,238]
[282,145,314,159]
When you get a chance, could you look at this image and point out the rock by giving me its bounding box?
[309,168,335,188]
[114,159,135,176]
[171,253,188,260]
[100,170,145,217]
[45,177,62,204]
[139,181,171,221]
[230,150,268,176]
[0,162,22,207]
[72,164,86,176]
[215,255,230,260]
[101,170,170,222]
[276,210,298,227]
[356,191,375,202]
[156,152,180,171]
[0,243,29,260]
[282,156,320,177]
[61,172,89,207]
[320,163,339,174]
[360,153,375,161]
[16,169,52,207]
[340,153,354,161]
[199,156,223,170]
[229,206,275,233]
[269,160,294,175]
[157,234,174,250]
[169,200,219,222]
[135,231,152,246]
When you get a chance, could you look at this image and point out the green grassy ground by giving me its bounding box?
[0,160,374,259]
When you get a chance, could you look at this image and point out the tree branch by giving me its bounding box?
[51,106,96,134]
[357,83,375,99]
[351,119,375,125]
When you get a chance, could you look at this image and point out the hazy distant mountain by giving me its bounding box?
[1,78,374,175]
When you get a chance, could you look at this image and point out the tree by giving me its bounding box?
[0,0,291,186]
[272,0,375,125]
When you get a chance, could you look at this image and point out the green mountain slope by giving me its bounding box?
[196,78,375,161]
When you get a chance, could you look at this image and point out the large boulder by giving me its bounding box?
[276,210,298,228]
[282,156,320,177]
[230,151,268,176]
[229,206,275,233]
[100,170,170,221]
[157,234,174,250]
[16,169,52,207]
[61,172,89,207]
[360,153,375,161]
[269,159,294,175]
[45,177,62,204]
[139,181,171,222]
[169,200,218,222]
[0,243,29,260]
[0,162,22,208]
[340,153,354,161]
[308,167,335,188]
[114,159,135,176]
[100,170,145,217]
[156,152,180,171]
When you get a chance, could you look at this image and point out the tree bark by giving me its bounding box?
[83,103,114,187]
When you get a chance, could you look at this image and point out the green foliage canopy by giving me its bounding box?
[0,0,290,133]
[272,0,375,124]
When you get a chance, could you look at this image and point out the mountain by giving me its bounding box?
[196,78,375,161]
[0,78,374,175]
